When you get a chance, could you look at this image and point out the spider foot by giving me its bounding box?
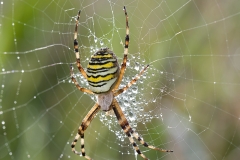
[83,155,92,160]
[148,145,173,152]
[71,145,92,160]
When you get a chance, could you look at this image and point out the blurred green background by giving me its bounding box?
[1,0,240,160]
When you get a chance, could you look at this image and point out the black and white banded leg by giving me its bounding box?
[71,103,101,160]
[113,6,129,90]
[112,99,173,160]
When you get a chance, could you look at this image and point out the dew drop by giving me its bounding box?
[94,37,97,43]
[123,100,130,107]
[134,65,139,71]
[189,115,192,121]
[129,112,136,121]
[132,86,138,94]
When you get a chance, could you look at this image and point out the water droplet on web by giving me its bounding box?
[129,94,134,100]
[160,88,164,93]
[134,65,139,71]
[132,86,138,94]
[129,112,136,121]
[123,100,130,107]
[132,99,136,105]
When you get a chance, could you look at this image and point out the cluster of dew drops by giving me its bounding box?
[67,36,167,141]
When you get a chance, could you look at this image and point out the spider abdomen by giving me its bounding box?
[86,48,120,93]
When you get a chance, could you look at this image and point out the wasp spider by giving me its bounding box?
[71,6,173,160]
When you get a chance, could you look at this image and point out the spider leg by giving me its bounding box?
[113,6,129,90]
[131,132,173,153]
[70,65,94,94]
[112,99,173,160]
[112,99,148,160]
[74,10,88,79]
[114,65,149,97]
[71,103,101,160]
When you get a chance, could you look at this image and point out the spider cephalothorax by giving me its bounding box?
[70,6,173,160]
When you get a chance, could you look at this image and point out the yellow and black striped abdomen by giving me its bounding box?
[86,48,120,94]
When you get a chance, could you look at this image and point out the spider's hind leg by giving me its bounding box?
[112,99,173,160]
[131,131,173,153]
[71,103,101,160]
[112,99,148,159]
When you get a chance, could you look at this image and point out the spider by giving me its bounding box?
[70,6,173,160]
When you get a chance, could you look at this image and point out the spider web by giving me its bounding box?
[1,0,240,159]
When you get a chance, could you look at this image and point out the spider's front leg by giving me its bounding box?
[113,6,129,90]
[74,10,88,79]
[71,103,101,160]
[112,99,173,160]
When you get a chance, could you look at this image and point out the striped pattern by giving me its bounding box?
[86,48,119,93]
[112,99,173,160]
[71,103,101,160]
[112,6,129,90]
[71,7,173,160]
[112,99,148,159]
